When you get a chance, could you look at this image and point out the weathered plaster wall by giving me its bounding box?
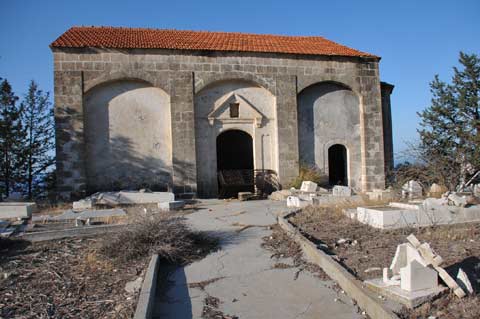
[53,47,386,199]
[298,82,362,190]
[194,80,276,197]
[84,80,172,192]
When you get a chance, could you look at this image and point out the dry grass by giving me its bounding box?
[34,202,73,216]
[100,213,219,265]
[0,237,145,318]
[288,165,328,189]
[289,206,480,319]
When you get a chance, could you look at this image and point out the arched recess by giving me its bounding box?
[297,81,362,189]
[194,79,276,198]
[83,80,172,192]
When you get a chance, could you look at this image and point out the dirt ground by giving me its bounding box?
[261,224,331,281]
[1,210,219,319]
[288,205,480,319]
[0,236,148,319]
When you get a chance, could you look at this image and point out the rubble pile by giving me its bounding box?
[272,181,360,208]
[72,190,177,209]
[402,180,423,200]
[365,234,473,308]
[348,180,480,229]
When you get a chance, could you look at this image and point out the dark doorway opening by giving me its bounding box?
[328,144,348,186]
[216,130,254,198]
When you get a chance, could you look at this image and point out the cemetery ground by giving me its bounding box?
[288,205,480,319]
[0,208,219,319]
[2,195,479,318]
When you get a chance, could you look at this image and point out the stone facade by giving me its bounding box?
[52,47,393,199]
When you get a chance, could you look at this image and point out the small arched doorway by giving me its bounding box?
[328,144,348,186]
[216,130,254,198]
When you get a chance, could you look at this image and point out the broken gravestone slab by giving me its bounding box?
[332,186,352,197]
[286,196,310,208]
[389,243,428,275]
[402,180,423,199]
[0,202,37,219]
[300,181,318,193]
[268,189,293,201]
[72,198,96,210]
[48,209,126,222]
[365,189,394,201]
[447,193,468,207]
[77,209,126,220]
[407,234,466,298]
[158,201,185,211]
[80,191,176,206]
[367,235,450,308]
[400,260,438,292]
[365,278,446,309]
[456,268,474,295]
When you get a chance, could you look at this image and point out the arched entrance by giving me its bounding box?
[328,144,348,186]
[216,130,254,198]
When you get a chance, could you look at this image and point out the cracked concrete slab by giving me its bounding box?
[153,200,362,319]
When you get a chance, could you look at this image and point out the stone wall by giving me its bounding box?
[53,47,387,199]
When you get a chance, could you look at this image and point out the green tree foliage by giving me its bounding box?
[417,52,480,189]
[19,80,55,199]
[0,79,25,198]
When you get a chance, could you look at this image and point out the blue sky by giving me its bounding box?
[1,0,479,160]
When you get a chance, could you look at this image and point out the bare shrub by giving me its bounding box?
[288,165,328,189]
[100,214,219,265]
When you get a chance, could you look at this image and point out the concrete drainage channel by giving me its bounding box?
[277,211,399,319]
[134,254,160,319]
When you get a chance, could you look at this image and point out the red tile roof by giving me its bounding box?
[50,26,379,59]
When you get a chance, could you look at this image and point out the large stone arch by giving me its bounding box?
[194,79,277,197]
[83,70,170,94]
[195,72,275,95]
[298,76,361,99]
[297,81,362,190]
[83,79,173,192]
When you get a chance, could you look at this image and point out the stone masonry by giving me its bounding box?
[52,34,393,199]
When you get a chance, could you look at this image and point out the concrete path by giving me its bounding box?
[153,199,362,319]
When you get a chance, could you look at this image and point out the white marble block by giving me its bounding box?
[73,198,95,210]
[286,196,310,208]
[300,181,318,192]
[332,186,352,197]
[400,260,438,292]
[0,202,37,219]
[158,200,185,211]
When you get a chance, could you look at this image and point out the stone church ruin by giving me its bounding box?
[50,26,393,199]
